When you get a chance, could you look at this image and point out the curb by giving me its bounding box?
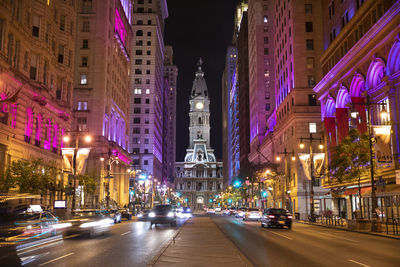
[147,218,188,266]
[295,221,400,240]
[212,218,254,267]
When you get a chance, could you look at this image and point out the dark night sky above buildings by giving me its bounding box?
[165,0,239,161]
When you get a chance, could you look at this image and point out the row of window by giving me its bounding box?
[132,127,150,134]
[133,88,151,94]
[133,107,150,114]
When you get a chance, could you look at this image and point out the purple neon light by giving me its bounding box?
[25,108,34,137]
[366,59,385,90]
[115,9,127,45]
[53,124,59,149]
[10,104,17,128]
[336,88,350,108]
[112,149,131,164]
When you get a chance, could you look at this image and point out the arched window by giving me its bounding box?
[198,117,202,124]
[387,39,400,75]
[366,58,386,90]
[349,73,365,98]
[136,30,143,36]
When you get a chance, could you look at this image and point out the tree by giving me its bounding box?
[328,129,371,218]
[0,167,15,192]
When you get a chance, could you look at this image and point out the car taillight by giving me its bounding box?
[268,215,275,218]
[287,215,293,219]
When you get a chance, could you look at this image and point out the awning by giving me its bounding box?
[343,187,371,196]
[362,184,400,197]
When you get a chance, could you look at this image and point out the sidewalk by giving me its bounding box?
[296,220,400,240]
[149,216,252,267]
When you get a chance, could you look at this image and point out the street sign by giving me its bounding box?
[104,175,114,179]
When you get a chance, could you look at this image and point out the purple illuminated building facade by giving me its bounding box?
[314,0,400,220]
[129,0,168,183]
[73,0,133,207]
[0,0,76,205]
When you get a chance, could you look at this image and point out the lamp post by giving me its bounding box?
[276,149,295,212]
[299,127,324,222]
[63,131,92,212]
[100,150,119,210]
[349,95,388,231]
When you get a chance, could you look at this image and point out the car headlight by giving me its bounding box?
[149,212,156,218]
[167,212,174,217]
[138,214,143,217]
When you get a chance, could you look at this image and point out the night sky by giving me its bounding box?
[165,0,239,161]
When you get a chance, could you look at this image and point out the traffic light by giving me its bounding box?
[233,180,241,188]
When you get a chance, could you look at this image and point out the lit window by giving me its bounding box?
[77,101,88,110]
[264,70,270,77]
[134,88,142,94]
[146,89,150,94]
[80,74,87,84]
[263,16,268,23]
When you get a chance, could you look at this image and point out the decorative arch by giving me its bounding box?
[336,87,350,108]
[349,73,366,97]
[387,37,400,75]
[136,30,143,36]
[366,57,386,90]
[325,97,336,118]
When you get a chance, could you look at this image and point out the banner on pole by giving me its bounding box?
[373,125,393,166]
[298,153,311,180]
[313,153,325,177]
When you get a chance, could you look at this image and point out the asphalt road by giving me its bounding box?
[212,215,400,267]
[4,219,186,267]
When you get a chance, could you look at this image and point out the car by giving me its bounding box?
[235,207,248,218]
[243,208,262,221]
[177,207,192,218]
[260,208,293,229]
[149,205,177,227]
[206,208,215,214]
[137,210,151,221]
[65,210,114,237]
[104,209,122,223]
[215,207,222,212]
[222,209,230,216]
[119,208,132,220]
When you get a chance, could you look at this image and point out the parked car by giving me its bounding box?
[260,208,293,229]
[65,210,114,237]
[177,207,192,218]
[103,209,122,224]
[149,205,177,227]
[215,207,222,212]
[244,208,262,221]
[222,209,231,216]
[235,207,248,218]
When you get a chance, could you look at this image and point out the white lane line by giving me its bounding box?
[121,231,131,236]
[266,230,293,240]
[348,259,371,267]
[38,252,74,266]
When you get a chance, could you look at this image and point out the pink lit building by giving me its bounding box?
[314,0,400,220]
[0,0,76,204]
[72,0,133,207]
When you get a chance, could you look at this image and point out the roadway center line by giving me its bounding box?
[121,231,131,236]
[348,259,371,267]
[38,252,74,266]
[266,230,293,240]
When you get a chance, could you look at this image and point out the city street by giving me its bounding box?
[212,215,400,267]
[5,219,186,267]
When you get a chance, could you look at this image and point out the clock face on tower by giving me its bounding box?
[195,102,204,110]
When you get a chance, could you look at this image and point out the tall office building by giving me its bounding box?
[72,0,133,207]
[248,0,275,153]
[163,46,177,184]
[248,0,327,219]
[0,0,76,205]
[130,0,168,182]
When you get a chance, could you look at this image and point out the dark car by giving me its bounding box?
[149,205,176,227]
[260,208,293,229]
[137,209,151,221]
[119,208,132,220]
[65,210,114,237]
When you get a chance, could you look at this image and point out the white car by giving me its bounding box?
[215,207,222,212]
[207,208,215,214]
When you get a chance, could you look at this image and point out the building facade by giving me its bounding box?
[248,0,328,220]
[175,61,223,210]
[248,0,275,153]
[129,0,168,183]
[0,0,76,204]
[314,0,400,220]
[72,0,133,208]
[163,46,177,184]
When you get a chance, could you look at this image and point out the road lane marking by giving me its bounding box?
[348,259,371,267]
[266,230,293,240]
[121,231,131,236]
[38,252,74,266]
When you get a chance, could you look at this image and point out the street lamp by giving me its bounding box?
[348,95,389,231]
[62,131,92,212]
[275,148,295,213]
[299,129,324,222]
